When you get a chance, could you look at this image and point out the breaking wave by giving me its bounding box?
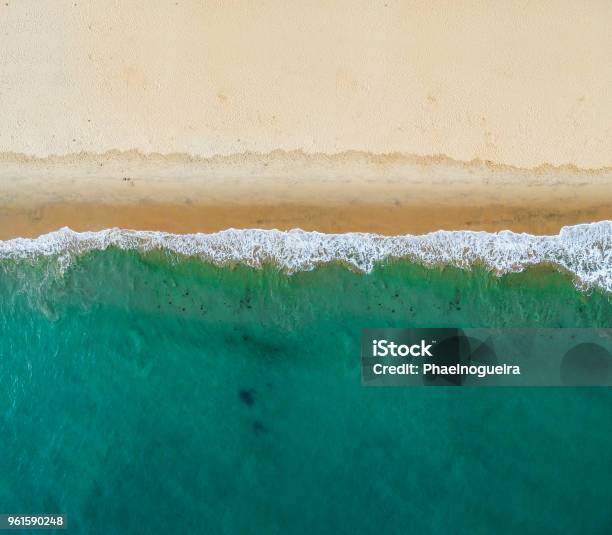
[0,222,610,292]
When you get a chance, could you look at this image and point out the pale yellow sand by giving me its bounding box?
[1,1,611,169]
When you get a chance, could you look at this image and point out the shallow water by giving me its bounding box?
[0,249,611,533]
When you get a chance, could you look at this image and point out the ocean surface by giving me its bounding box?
[0,225,611,534]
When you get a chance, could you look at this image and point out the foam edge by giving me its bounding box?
[0,222,610,293]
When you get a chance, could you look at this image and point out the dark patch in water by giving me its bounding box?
[252,421,267,436]
[239,287,253,310]
[238,334,282,356]
[238,388,256,407]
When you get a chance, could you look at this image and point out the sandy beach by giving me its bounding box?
[1,151,610,239]
[1,2,611,239]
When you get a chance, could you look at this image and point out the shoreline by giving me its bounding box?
[1,201,611,240]
[1,223,610,293]
[1,151,610,239]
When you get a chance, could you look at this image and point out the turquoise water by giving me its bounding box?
[0,249,611,533]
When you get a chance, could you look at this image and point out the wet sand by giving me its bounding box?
[1,151,610,239]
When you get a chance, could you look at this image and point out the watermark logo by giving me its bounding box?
[362,328,612,387]
[372,339,434,357]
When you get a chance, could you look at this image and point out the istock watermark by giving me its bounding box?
[361,328,612,386]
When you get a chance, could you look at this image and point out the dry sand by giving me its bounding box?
[1,1,611,169]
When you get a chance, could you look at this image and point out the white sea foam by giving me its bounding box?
[0,222,610,292]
